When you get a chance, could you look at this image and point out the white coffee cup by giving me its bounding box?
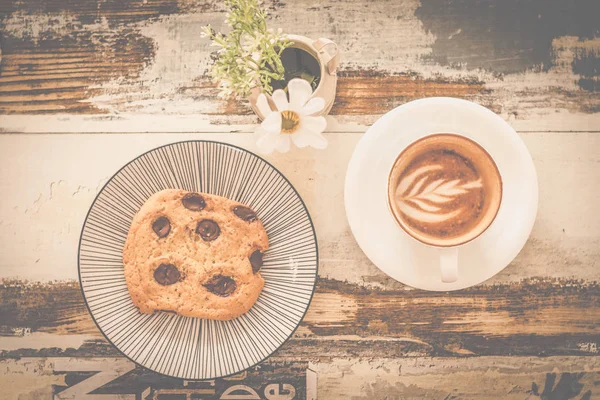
[387,133,503,283]
[345,97,538,291]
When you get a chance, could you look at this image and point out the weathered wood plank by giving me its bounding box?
[331,71,489,115]
[0,0,598,127]
[0,357,310,400]
[0,0,187,21]
[2,278,599,358]
[0,133,598,284]
[1,132,597,360]
[316,357,600,399]
[1,356,599,399]
[0,281,97,336]
[0,1,598,396]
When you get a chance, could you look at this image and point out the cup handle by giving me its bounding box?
[313,38,341,75]
[440,247,458,283]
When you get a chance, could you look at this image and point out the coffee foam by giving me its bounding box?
[394,164,484,223]
[388,134,502,247]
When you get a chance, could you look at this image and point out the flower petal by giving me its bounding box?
[291,128,311,148]
[260,111,282,134]
[256,131,280,154]
[275,135,291,153]
[300,116,327,135]
[272,89,289,111]
[307,133,328,149]
[256,93,273,118]
[288,78,313,109]
[291,127,328,150]
[301,97,325,116]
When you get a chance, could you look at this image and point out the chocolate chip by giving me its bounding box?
[152,216,171,238]
[233,206,257,222]
[196,219,220,241]
[249,250,263,273]
[182,193,206,211]
[154,264,181,286]
[204,275,236,297]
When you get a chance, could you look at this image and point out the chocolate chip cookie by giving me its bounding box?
[123,189,269,320]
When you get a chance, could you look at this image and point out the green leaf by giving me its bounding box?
[202,0,290,98]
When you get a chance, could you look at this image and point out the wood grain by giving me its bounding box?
[0,281,97,336]
[1,0,600,397]
[0,0,598,126]
[0,357,310,400]
[2,356,600,399]
[331,70,489,115]
[0,69,488,116]
[2,279,599,359]
[316,357,600,400]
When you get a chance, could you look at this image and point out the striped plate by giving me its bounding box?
[78,141,318,379]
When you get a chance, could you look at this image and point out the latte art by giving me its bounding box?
[388,134,502,247]
[395,164,483,223]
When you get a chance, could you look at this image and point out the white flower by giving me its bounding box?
[241,33,260,52]
[250,51,261,64]
[256,78,327,154]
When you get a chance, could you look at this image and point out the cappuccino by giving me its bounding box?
[388,134,502,247]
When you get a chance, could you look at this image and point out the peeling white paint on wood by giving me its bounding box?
[1,0,599,396]
[87,4,600,119]
[0,332,97,351]
[53,358,137,400]
[0,358,67,400]
[316,357,600,399]
[1,11,79,45]
[1,356,599,399]
[1,0,598,122]
[88,13,227,114]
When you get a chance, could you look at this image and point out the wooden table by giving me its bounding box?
[1,1,599,399]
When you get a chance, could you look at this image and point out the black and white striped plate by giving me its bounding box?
[78,141,318,379]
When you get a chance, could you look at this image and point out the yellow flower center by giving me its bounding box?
[281,110,300,134]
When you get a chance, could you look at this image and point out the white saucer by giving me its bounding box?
[344,98,538,291]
